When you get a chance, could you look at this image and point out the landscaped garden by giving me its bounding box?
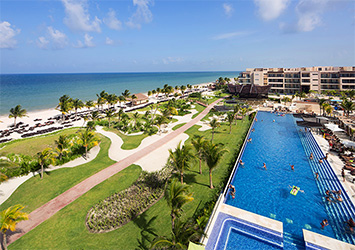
[7,109,253,249]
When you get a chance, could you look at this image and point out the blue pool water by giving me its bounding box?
[226,112,336,241]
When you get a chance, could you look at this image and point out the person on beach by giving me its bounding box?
[290,164,294,171]
[310,153,314,160]
[315,172,319,180]
[321,219,329,229]
[342,169,346,182]
[263,163,267,170]
[229,184,236,199]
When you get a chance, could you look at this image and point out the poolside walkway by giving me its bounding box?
[8,98,223,245]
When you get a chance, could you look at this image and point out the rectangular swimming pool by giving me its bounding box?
[225,111,355,246]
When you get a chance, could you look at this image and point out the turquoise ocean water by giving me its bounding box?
[0,71,239,115]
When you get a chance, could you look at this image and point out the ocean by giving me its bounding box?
[0,71,239,115]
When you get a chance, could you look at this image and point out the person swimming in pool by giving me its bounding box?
[288,185,304,194]
[309,153,314,160]
[229,184,236,199]
[289,164,294,171]
[321,219,329,229]
[315,172,319,180]
[239,159,244,166]
[263,163,267,170]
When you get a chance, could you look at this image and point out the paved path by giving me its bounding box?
[8,98,223,244]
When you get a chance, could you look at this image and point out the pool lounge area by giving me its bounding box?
[203,111,355,250]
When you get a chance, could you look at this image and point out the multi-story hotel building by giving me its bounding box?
[238,66,355,94]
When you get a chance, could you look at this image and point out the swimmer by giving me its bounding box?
[288,185,304,194]
[263,163,267,170]
[336,196,343,202]
[229,184,236,199]
[309,153,314,160]
[325,196,333,204]
[346,218,355,233]
[289,164,294,171]
[255,118,258,122]
[342,169,345,182]
[252,128,255,132]
[324,153,329,161]
[239,159,244,166]
[273,120,275,122]
[315,172,319,180]
[321,219,329,229]
[332,190,342,196]
[319,159,323,164]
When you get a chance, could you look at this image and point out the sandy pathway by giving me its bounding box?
[8,98,222,245]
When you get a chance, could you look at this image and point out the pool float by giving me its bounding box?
[290,186,300,196]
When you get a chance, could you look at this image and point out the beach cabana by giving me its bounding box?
[132,93,149,106]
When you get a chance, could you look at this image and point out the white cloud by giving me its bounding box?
[126,0,153,29]
[37,37,49,49]
[62,0,101,33]
[162,57,184,65]
[106,37,114,45]
[75,34,95,48]
[0,21,20,49]
[104,8,122,30]
[223,3,234,18]
[295,0,329,32]
[253,0,290,21]
[48,27,68,49]
[212,31,251,40]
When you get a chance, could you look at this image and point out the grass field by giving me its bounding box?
[0,127,81,156]
[0,135,115,213]
[172,123,186,131]
[8,117,251,249]
[104,128,149,150]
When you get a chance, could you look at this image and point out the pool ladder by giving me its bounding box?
[297,129,355,245]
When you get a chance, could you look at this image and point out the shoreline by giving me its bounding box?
[0,81,212,133]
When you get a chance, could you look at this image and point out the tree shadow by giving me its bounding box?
[133,214,158,250]
[184,173,197,184]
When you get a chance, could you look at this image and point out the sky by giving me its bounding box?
[0,0,354,74]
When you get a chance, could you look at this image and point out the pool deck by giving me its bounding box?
[312,132,355,206]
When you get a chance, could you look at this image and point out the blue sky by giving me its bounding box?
[1,0,354,73]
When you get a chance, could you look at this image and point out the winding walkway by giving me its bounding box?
[8,98,223,245]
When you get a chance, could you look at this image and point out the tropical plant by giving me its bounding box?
[56,95,72,121]
[118,95,126,107]
[348,90,355,101]
[106,94,118,108]
[0,204,29,250]
[37,148,57,179]
[191,135,206,174]
[131,94,137,105]
[122,89,131,101]
[324,104,333,116]
[168,141,194,184]
[226,112,234,134]
[341,99,355,117]
[164,179,193,231]
[8,105,27,127]
[155,115,168,134]
[104,109,116,128]
[209,118,220,142]
[202,141,228,188]
[132,112,140,128]
[85,100,95,110]
[54,135,71,161]
[72,98,84,118]
[78,129,99,157]
[147,90,152,97]
[318,98,327,116]
[150,218,203,250]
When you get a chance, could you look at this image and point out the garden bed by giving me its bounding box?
[85,166,172,233]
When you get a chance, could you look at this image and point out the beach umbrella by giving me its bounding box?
[324,123,344,132]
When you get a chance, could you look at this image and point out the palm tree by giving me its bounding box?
[8,105,27,127]
[168,141,194,184]
[106,94,118,109]
[105,109,116,128]
[132,112,140,128]
[348,90,355,101]
[191,135,206,174]
[227,112,234,134]
[152,89,157,96]
[72,98,84,119]
[233,104,241,125]
[202,141,228,189]
[318,98,327,115]
[180,85,186,95]
[164,179,193,231]
[118,95,126,107]
[54,135,71,161]
[324,104,333,116]
[78,129,99,157]
[155,115,168,134]
[121,89,131,101]
[209,118,220,142]
[0,204,29,250]
[37,148,56,179]
[341,99,355,117]
[56,95,72,122]
[240,107,248,121]
[150,218,203,250]
[85,100,95,111]
[131,94,137,106]
[147,90,152,97]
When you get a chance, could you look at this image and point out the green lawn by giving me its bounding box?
[191,103,206,119]
[104,128,149,150]
[172,123,186,131]
[0,127,81,156]
[0,135,115,213]
[9,118,251,249]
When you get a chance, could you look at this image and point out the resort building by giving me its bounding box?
[132,93,149,105]
[238,66,355,94]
